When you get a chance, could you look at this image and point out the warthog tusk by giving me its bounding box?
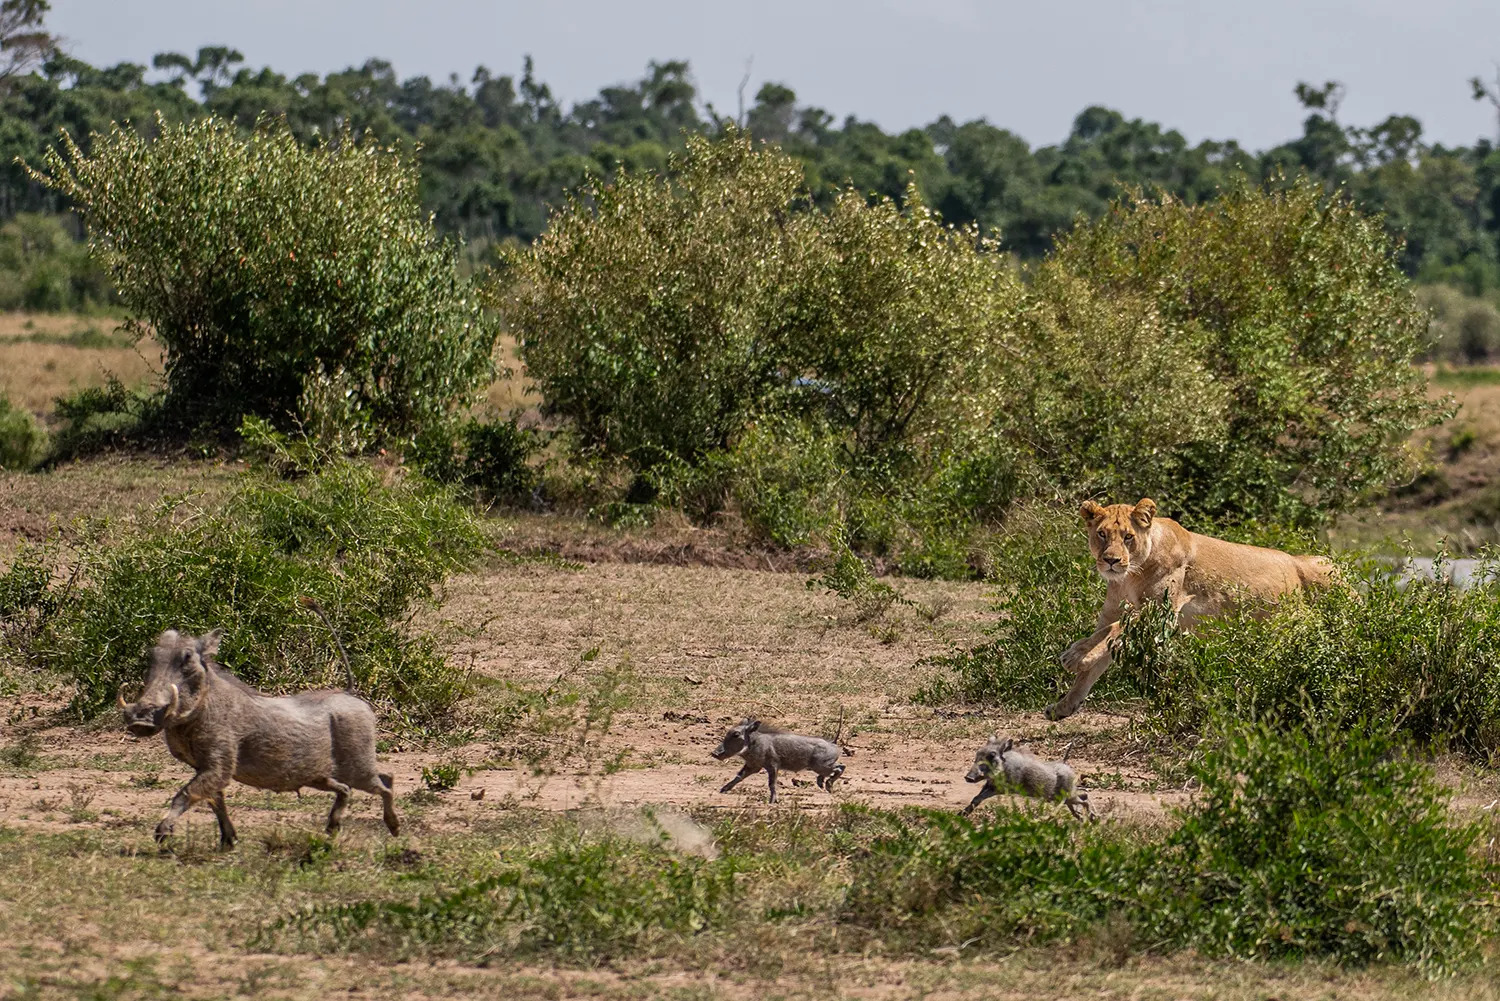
[167,684,180,719]
[117,684,129,710]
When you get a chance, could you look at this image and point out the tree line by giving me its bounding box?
[1,0,1498,292]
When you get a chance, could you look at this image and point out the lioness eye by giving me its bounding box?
[1097,530,1106,540]
[1125,533,1135,542]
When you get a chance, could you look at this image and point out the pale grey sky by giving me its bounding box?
[47,0,1500,150]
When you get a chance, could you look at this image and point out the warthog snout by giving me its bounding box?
[121,683,179,738]
[964,761,989,784]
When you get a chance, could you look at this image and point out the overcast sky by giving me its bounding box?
[46,0,1500,150]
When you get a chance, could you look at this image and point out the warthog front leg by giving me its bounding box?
[720,764,759,794]
[156,755,233,846]
[765,765,779,803]
[962,782,997,816]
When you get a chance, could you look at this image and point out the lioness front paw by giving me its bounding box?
[1060,641,1090,673]
[1044,701,1072,722]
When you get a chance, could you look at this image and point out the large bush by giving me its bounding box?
[1047,180,1447,525]
[0,213,112,311]
[502,128,817,466]
[28,115,498,436]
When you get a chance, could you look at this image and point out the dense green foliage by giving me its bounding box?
[506,135,1437,555]
[0,390,46,469]
[4,25,1500,295]
[0,211,108,309]
[1114,555,1500,754]
[1041,182,1445,523]
[0,437,487,729]
[28,115,498,436]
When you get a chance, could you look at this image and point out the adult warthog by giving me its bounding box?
[120,620,399,849]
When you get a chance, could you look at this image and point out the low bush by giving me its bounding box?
[263,831,739,962]
[409,415,540,504]
[843,720,1493,974]
[1116,555,1500,754]
[0,392,48,470]
[916,509,1117,705]
[47,377,167,462]
[9,447,487,731]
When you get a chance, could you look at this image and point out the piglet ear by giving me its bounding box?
[746,719,761,733]
[197,629,224,657]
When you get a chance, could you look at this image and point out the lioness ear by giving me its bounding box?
[1080,500,1106,524]
[1132,498,1157,529]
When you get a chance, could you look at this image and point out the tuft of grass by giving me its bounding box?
[0,391,48,470]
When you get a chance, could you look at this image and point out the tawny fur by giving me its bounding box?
[1047,497,1335,720]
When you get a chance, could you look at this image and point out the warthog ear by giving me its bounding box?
[746,719,761,733]
[1080,500,1106,525]
[1132,498,1157,529]
[196,629,224,657]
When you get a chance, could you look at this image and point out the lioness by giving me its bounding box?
[1046,497,1334,721]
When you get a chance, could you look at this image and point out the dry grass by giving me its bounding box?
[0,312,161,419]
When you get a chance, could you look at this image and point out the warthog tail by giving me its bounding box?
[299,595,356,692]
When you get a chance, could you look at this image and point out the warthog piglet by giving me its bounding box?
[963,736,1094,821]
[711,717,844,803]
[120,626,399,848]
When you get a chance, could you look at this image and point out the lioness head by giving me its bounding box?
[1080,498,1156,581]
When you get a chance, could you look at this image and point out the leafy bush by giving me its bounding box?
[47,377,166,462]
[0,393,47,470]
[501,128,815,465]
[843,721,1493,975]
[1418,284,1500,364]
[18,452,486,729]
[264,832,738,962]
[1144,719,1492,973]
[29,115,498,437]
[0,213,112,312]
[1117,555,1500,754]
[410,415,540,503]
[806,526,912,622]
[1047,179,1447,525]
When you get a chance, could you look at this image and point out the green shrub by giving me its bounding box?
[842,721,1492,974]
[1047,179,1447,525]
[29,115,498,438]
[47,377,166,461]
[22,453,486,730]
[1418,283,1500,364]
[264,832,739,963]
[0,213,112,312]
[1145,719,1492,973]
[410,416,540,503]
[501,128,815,465]
[916,509,1117,705]
[1118,555,1500,753]
[0,393,47,470]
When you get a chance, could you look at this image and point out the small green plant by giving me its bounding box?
[409,416,540,502]
[20,444,487,729]
[421,761,462,793]
[0,393,47,470]
[806,526,912,623]
[47,377,166,461]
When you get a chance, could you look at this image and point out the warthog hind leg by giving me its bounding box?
[310,778,354,834]
[209,791,237,848]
